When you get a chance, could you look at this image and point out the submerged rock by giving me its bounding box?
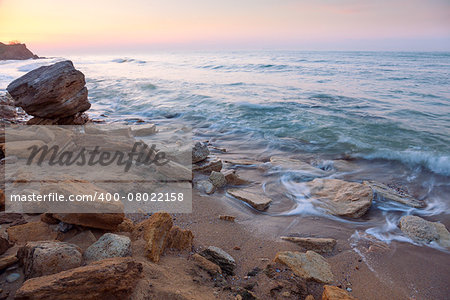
[270,156,330,177]
[192,142,210,163]
[15,257,143,300]
[305,178,373,218]
[18,241,82,279]
[227,188,272,211]
[399,215,450,247]
[0,42,38,60]
[280,236,336,253]
[7,60,91,121]
[209,171,227,188]
[83,233,132,263]
[363,181,425,208]
[322,285,357,300]
[274,250,334,283]
[223,169,250,185]
[200,246,236,275]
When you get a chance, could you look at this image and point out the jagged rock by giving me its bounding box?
[200,246,236,275]
[274,251,334,283]
[223,169,249,185]
[363,181,425,208]
[83,233,131,263]
[0,42,38,60]
[399,215,450,247]
[133,212,173,262]
[0,237,12,255]
[280,237,336,253]
[322,285,357,300]
[15,257,143,300]
[270,156,330,177]
[193,157,222,173]
[18,241,82,279]
[192,253,222,275]
[192,142,210,163]
[209,171,227,188]
[6,273,21,283]
[304,178,373,218]
[228,188,272,211]
[166,226,194,250]
[7,221,57,244]
[0,254,18,270]
[7,60,90,119]
[52,213,124,231]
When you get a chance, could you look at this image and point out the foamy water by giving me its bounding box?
[1,51,449,248]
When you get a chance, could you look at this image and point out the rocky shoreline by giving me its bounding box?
[0,61,449,299]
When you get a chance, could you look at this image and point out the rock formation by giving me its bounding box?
[7,60,91,125]
[0,42,38,60]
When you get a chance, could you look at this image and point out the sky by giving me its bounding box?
[0,0,449,54]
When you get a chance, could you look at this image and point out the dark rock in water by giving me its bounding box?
[27,112,90,125]
[0,42,38,60]
[0,93,17,123]
[7,60,91,119]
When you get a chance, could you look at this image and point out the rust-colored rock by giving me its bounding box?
[0,189,4,210]
[166,226,194,250]
[192,253,222,276]
[52,213,124,231]
[7,221,57,244]
[15,257,143,300]
[133,212,173,262]
[0,254,18,270]
[116,217,135,232]
[40,213,60,225]
[322,285,357,300]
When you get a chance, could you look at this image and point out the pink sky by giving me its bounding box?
[0,0,449,53]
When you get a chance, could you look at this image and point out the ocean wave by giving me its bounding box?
[358,150,450,176]
[112,58,146,64]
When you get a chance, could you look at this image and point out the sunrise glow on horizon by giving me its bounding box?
[1,0,449,54]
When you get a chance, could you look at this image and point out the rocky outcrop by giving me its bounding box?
[399,215,450,247]
[166,226,194,251]
[192,253,222,276]
[7,221,57,244]
[305,179,373,218]
[280,236,336,253]
[363,181,425,208]
[0,42,38,60]
[7,60,91,124]
[223,169,249,185]
[15,257,143,300]
[228,188,272,211]
[200,246,236,275]
[83,233,131,263]
[322,285,357,300]
[17,241,82,279]
[274,251,334,283]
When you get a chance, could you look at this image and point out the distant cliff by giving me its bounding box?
[0,42,39,60]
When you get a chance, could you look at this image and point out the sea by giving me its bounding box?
[1,51,449,250]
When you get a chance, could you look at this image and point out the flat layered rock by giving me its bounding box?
[270,156,330,177]
[192,253,222,276]
[0,254,18,270]
[200,246,236,275]
[305,178,373,218]
[280,237,336,253]
[18,241,82,279]
[52,213,124,231]
[15,257,143,300]
[223,169,250,185]
[7,60,91,119]
[399,215,450,247]
[228,188,272,211]
[7,221,57,244]
[193,157,222,173]
[274,251,334,283]
[363,181,425,208]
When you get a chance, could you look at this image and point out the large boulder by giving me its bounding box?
[274,250,334,283]
[15,257,143,300]
[83,233,132,263]
[304,178,373,218]
[7,60,91,120]
[399,215,450,247]
[17,241,82,279]
[363,181,425,208]
[0,42,38,60]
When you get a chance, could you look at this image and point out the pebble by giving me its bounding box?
[6,273,20,283]
[346,287,352,292]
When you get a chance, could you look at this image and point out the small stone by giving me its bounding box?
[201,246,236,275]
[83,233,132,263]
[192,142,210,163]
[6,273,20,283]
[305,295,315,300]
[282,291,290,297]
[219,215,236,222]
[58,222,73,233]
[247,267,261,277]
[322,285,357,300]
[346,287,352,292]
[199,180,216,194]
[192,253,222,276]
[228,188,272,211]
[233,246,241,250]
[209,171,227,188]
[274,251,334,283]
